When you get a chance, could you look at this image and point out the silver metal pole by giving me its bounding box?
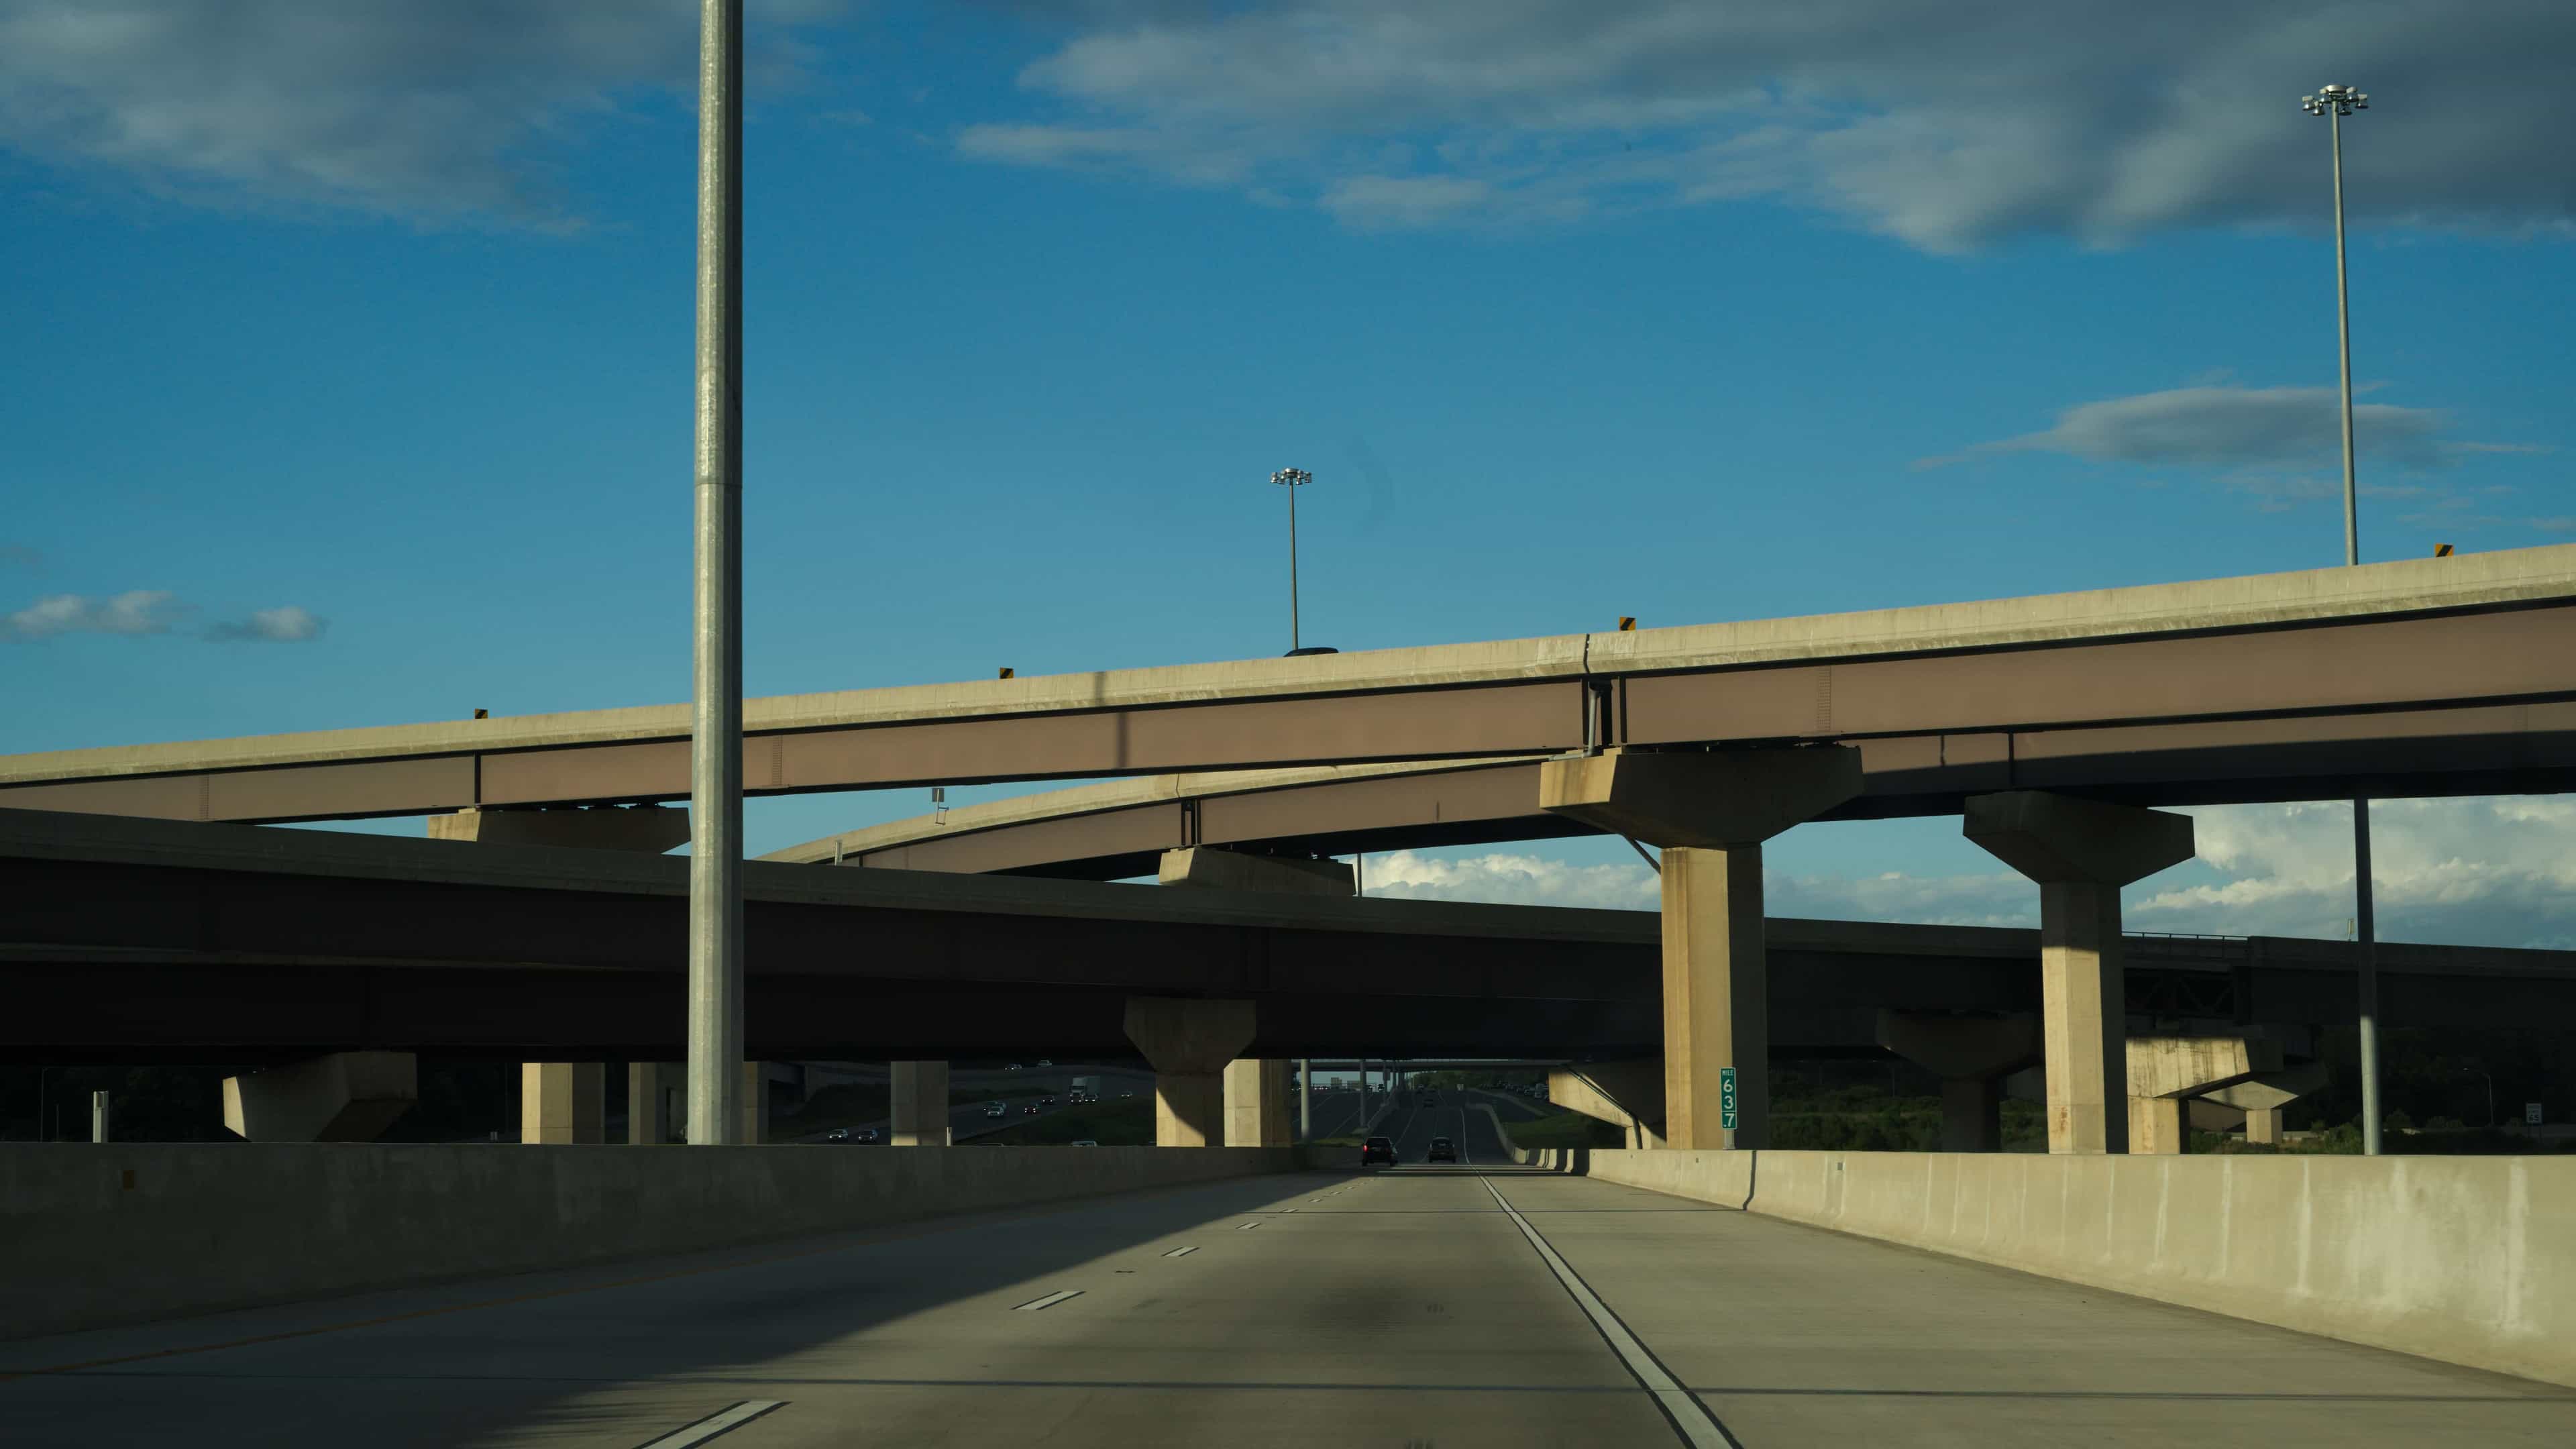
[1287,480,1301,652]
[90,1089,110,1144]
[2329,101,2383,1157]
[2332,106,2357,569]
[687,0,745,1146]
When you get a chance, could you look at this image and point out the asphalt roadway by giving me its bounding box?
[13,1153,2573,1448]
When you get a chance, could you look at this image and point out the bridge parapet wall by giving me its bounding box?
[1,1143,1295,1342]
[1511,1145,2576,1390]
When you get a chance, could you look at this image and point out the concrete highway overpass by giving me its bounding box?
[10,806,2573,1067]
[4,547,2575,825]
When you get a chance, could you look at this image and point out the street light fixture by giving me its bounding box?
[2302,80,2383,1156]
[1271,467,1313,652]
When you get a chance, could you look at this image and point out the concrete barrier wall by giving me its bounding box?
[1509,1146,2576,1389]
[1,1143,1295,1341]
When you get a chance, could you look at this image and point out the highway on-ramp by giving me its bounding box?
[4,1167,2567,1446]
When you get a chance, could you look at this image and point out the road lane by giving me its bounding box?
[10,1163,2569,1446]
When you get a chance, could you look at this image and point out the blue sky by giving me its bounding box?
[3,1,2571,945]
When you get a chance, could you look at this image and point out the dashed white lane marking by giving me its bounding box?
[1163,1246,1199,1257]
[632,1399,786,1448]
[1237,1221,1262,1231]
[1480,1178,1739,1449]
[1012,1290,1085,1311]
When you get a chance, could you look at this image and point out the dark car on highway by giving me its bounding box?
[1426,1136,1457,1164]
[1360,1135,1395,1167]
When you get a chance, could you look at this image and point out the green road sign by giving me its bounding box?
[1719,1066,1739,1132]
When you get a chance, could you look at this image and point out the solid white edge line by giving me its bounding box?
[1012,1289,1085,1311]
[1163,1245,1198,1257]
[633,1399,786,1449]
[1481,1179,1737,1449]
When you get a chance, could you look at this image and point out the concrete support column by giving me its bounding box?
[1939,1078,2003,1153]
[627,1062,681,1144]
[1548,1060,1666,1148]
[522,1062,606,1144]
[2040,879,2128,1155]
[89,1091,110,1144]
[2129,1095,2188,1155]
[1540,746,1864,1151]
[223,1051,419,1142]
[2245,1107,2285,1145]
[2197,1061,2325,1151]
[1661,845,1768,1149]
[1964,792,2196,1156]
[1124,998,1256,1147]
[741,1061,770,1144]
[1224,1058,1293,1146]
[890,1061,951,1146]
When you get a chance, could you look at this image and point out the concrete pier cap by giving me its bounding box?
[1537,745,1864,849]
[1157,847,1353,896]
[223,1051,417,1142]
[428,804,688,854]
[1962,791,2195,888]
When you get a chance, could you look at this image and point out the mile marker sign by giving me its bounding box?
[1719,1067,1739,1132]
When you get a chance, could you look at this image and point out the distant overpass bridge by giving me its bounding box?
[10,807,2573,1066]
[4,547,2575,826]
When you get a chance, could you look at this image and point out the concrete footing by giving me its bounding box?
[222,1051,418,1142]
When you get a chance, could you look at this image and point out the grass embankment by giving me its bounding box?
[971,1097,1154,1146]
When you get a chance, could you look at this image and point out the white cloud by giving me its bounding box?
[1922,386,2454,472]
[964,2,2576,247]
[4,589,176,638]
[0,0,844,225]
[206,605,327,643]
[1357,796,2576,950]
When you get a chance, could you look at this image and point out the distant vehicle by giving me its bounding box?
[823,1128,849,1142]
[1120,1089,1135,1098]
[1069,1139,1099,1147]
[1040,1095,1057,1106]
[984,1102,1008,1118]
[1360,1135,1395,1167]
[1427,1136,1457,1164]
[1023,1104,1041,1115]
[1036,1059,1053,1067]
[1004,1063,1022,1071]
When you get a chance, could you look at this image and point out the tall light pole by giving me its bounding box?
[1271,467,1311,651]
[2304,80,2380,1155]
[688,0,745,1145]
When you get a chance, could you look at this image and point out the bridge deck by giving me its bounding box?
[7,1139,2567,1444]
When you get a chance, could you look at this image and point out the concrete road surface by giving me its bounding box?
[7,1167,2570,1446]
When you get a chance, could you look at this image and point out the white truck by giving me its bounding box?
[1070,1075,1104,1104]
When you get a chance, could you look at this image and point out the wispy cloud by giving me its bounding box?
[1917,385,2459,472]
[5,590,329,643]
[962,2,2576,247]
[206,604,327,643]
[4,590,178,639]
